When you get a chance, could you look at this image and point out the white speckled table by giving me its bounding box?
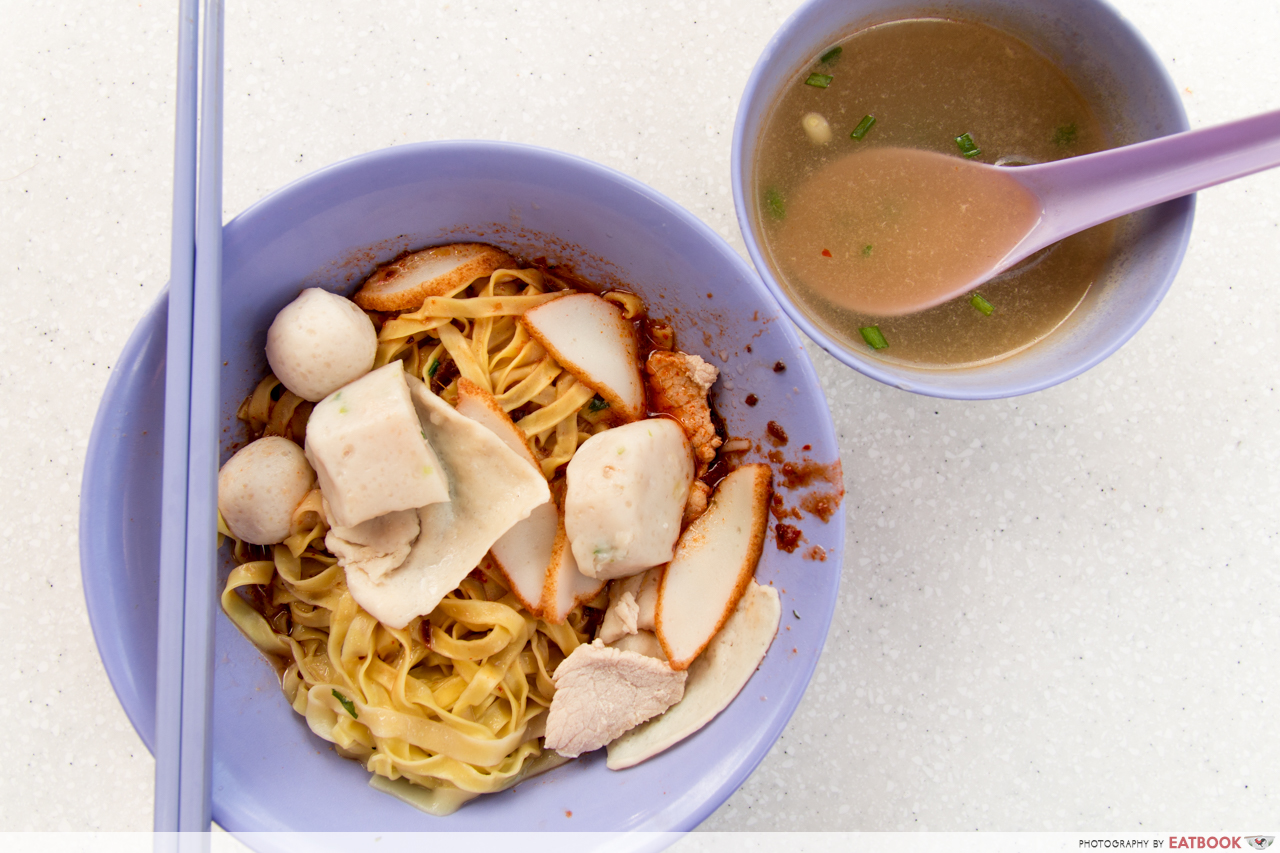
[2,0,1276,836]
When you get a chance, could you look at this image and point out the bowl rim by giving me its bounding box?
[81,138,847,841]
[730,0,1196,400]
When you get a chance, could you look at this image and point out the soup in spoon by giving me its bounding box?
[752,17,1116,368]
[774,147,1041,317]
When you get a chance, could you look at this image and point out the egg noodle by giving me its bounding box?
[219,265,639,813]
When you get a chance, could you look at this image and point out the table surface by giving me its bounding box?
[2,0,1277,834]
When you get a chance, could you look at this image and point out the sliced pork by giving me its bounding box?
[543,640,686,758]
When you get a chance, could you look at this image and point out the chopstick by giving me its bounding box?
[181,0,225,832]
[153,0,200,836]
[154,0,224,844]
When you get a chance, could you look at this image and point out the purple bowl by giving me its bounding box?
[731,0,1194,399]
[80,141,845,847]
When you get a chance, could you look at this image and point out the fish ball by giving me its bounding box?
[265,288,377,402]
[218,436,316,545]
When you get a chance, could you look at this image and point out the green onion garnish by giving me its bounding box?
[850,114,876,140]
[332,689,359,720]
[805,73,833,89]
[819,46,843,64]
[427,359,440,379]
[861,244,873,258]
[1053,123,1079,147]
[765,187,786,220]
[587,396,610,413]
[955,132,981,158]
[970,293,995,316]
[860,325,889,350]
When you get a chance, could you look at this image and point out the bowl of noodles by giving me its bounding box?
[80,141,845,844]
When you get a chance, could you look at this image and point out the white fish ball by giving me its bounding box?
[218,436,316,545]
[265,288,377,402]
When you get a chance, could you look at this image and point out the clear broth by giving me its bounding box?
[753,18,1116,368]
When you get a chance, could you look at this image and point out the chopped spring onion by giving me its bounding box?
[955,132,981,158]
[970,293,995,316]
[861,244,873,258]
[765,187,786,220]
[587,396,610,413]
[860,325,889,350]
[805,73,833,89]
[819,46,843,64]
[427,359,440,379]
[850,114,876,140]
[332,689,359,719]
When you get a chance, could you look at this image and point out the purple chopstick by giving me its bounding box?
[154,0,223,845]
[153,0,200,837]
[179,0,224,834]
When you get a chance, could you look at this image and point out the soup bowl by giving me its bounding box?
[80,141,845,846]
[731,0,1194,399]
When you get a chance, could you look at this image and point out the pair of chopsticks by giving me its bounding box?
[153,0,224,844]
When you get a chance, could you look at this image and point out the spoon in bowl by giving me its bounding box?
[814,108,1280,317]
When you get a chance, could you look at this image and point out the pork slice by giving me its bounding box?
[543,640,686,758]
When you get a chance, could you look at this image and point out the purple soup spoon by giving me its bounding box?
[878,108,1280,316]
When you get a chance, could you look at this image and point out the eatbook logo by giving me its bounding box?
[1246,839,1274,851]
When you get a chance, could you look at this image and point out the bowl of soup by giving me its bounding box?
[731,0,1194,399]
